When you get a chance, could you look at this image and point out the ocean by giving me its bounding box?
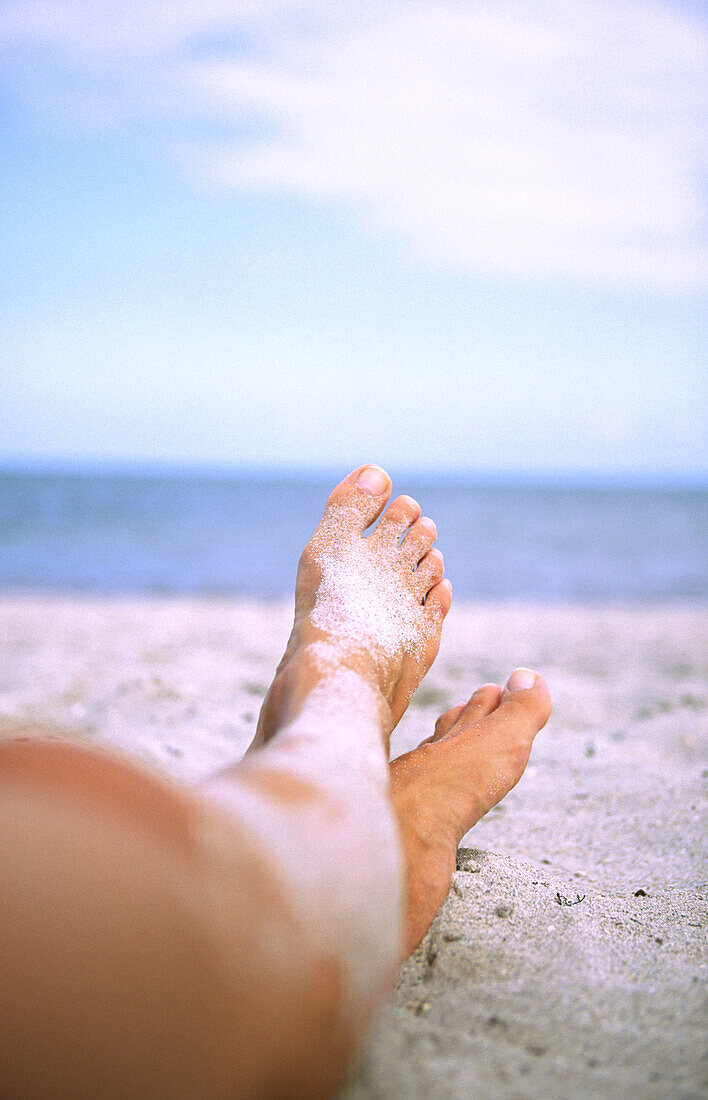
[0,469,705,600]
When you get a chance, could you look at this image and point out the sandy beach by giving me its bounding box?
[1,595,706,1098]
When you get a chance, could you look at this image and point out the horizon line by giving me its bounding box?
[0,456,706,492]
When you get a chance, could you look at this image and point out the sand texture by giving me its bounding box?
[1,596,706,1098]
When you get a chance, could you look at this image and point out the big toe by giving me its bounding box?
[319,464,393,536]
[496,667,552,738]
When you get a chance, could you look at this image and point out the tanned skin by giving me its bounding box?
[0,466,550,1098]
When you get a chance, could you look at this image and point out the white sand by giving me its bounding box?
[1,596,706,1097]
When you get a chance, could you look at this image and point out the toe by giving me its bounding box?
[432,702,466,740]
[414,548,445,599]
[432,683,502,741]
[496,668,552,738]
[371,495,421,548]
[400,516,437,564]
[423,577,452,619]
[319,464,393,536]
[460,682,503,725]
[413,699,465,748]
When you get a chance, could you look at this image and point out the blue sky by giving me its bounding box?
[1,0,706,479]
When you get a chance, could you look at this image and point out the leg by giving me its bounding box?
[0,465,452,1099]
[199,464,453,1060]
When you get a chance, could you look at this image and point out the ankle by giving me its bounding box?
[269,642,391,740]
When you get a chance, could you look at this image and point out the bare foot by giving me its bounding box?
[390,668,552,955]
[250,465,452,752]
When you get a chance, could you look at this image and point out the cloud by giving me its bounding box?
[2,0,706,290]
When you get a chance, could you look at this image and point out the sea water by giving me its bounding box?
[0,468,705,600]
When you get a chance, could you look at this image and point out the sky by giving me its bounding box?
[1,0,706,480]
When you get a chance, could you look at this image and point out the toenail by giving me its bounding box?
[356,466,388,495]
[507,668,536,691]
[419,517,436,535]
